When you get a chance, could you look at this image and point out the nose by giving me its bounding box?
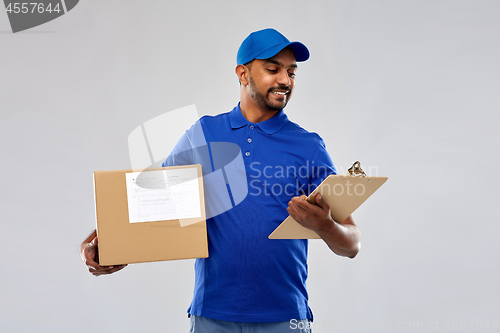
[276,70,291,87]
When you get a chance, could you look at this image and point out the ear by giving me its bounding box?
[235,64,250,86]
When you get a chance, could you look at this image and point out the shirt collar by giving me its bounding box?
[229,103,289,135]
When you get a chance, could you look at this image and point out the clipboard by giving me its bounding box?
[269,162,388,239]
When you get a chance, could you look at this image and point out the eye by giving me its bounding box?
[267,69,278,73]
[288,72,296,78]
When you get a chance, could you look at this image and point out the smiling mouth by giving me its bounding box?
[270,89,290,97]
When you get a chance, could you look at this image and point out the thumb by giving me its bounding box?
[315,193,329,211]
[89,237,98,251]
[89,237,100,264]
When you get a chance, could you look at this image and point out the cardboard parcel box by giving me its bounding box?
[94,164,208,265]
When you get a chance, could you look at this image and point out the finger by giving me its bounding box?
[84,246,99,267]
[110,265,127,273]
[287,205,304,225]
[292,196,312,212]
[288,199,307,221]
[88,265,110,275]
[84,236,102,266]
[90,264,127,276]
[287,203,299,218]
[91,263,127,271]
[288,199,300,215]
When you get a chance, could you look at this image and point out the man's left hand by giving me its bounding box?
[287,193,361,258]
[287,193,333,234]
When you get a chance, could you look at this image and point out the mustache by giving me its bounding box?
[268,86,291,94]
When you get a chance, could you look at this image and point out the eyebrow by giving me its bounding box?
[264,58,298,69]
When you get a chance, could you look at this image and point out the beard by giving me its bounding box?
[248,75,291,112]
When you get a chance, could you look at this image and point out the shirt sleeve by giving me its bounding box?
[307,139,337,195]
[162,119,212,176]
[162,132,195,167]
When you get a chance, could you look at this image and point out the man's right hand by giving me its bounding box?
[80,231,127,276]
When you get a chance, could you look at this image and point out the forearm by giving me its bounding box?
[316,217,360,258]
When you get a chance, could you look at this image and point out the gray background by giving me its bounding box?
[1,1,499,332]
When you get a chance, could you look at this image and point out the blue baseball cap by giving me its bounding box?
[237,28,310,65]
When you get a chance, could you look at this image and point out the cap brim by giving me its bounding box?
[288,42,310,62]
[255,41,310,62]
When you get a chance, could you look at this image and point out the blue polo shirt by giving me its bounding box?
[164,103,336,323]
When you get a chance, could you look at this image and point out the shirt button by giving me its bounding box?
[245,152,250,157]
[249,125,255,130]
[247,138,252,143]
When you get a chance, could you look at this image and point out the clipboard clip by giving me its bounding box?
[348,161,366,177]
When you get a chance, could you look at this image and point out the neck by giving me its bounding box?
[239,93,279,123]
